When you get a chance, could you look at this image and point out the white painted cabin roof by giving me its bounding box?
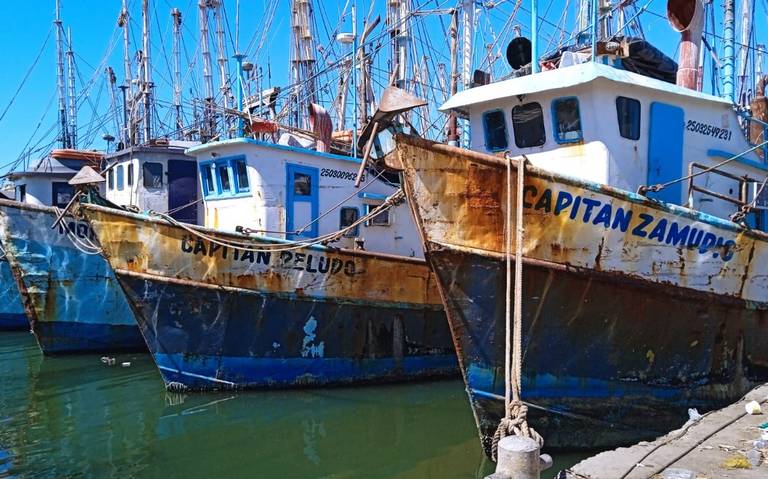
[439,62,731,113]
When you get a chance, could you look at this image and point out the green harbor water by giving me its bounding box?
[0,331,586,478]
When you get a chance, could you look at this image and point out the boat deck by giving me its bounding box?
[560,383,768,478]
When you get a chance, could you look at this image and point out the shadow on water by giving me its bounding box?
[0,332,585,478]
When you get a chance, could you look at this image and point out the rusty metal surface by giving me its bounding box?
[393,134,768,454]
[80,204,456,389]
[0,200,143,353]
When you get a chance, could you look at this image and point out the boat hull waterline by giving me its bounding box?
[0,254,27,330]
[0,200,144,353]
[390,135,768,452]
[81,205,457,390]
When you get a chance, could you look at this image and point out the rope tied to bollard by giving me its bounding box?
[491,153,542,463]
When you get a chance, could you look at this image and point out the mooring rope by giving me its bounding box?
[492,154,542,462]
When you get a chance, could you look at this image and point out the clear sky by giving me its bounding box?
[0,0,765,176]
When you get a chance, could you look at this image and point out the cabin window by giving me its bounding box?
[127,163,134,187]
[116,165,125,191]
[364,203,390,226]
[200,164,216,196]
[107,169,114,190]
[616,96,641,140]
[143,162,163,188]
[482,109,508,151]
[233,159,250,192]
[217,163,231,193]
[294,173,312,196]
[340,207,360,237]
[52,182,74,209]
[16,185,25,203]
[512,102,546,148]
[552,97,583,143]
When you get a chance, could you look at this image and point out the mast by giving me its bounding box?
[737,0,751,104]
[212,0,231,136]
[199,1,215,139]
[723,0,735,102]
[461,0,474,90]
[758,44,765,83]
[446,8,459,145]
[172,7,183,138]
[118,0,134,146]
[387,0,411,90]
[66,28,77,148]
[531,0,539,74]
[54,0,70,148]
[141,0,152,142]
[106,67,122,144]
[290,0,317,129]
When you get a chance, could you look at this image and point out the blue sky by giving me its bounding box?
[0,0,765,176]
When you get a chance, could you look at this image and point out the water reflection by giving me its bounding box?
[0,332,495,478]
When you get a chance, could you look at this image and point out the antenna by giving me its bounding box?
[66,28,78,148]
[141,0,152,142]
[54,0,70,148]
[172,7,183,138]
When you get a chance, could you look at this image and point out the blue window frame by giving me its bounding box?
[107,168,114,190]
[551,97,583,144]
[116,165,124,191]
[127,163,134,186]
[482,109,509,152]
[199,156,250,199]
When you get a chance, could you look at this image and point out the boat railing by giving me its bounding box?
[685,162,767,212]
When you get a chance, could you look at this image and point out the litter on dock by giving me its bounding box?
[560,384,768,478]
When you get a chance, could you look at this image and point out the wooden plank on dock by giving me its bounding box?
[562,384,768,478]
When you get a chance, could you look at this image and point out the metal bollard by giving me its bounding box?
[485,436,553,479]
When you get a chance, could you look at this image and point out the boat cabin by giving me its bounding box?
[442,61,768,229]
[103,141,202,225]
[186,138,422,258]
[6,149,104,208]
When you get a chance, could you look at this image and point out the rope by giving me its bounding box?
[150,189,404,254]
[492,154,542,462]
[638,139,768,196]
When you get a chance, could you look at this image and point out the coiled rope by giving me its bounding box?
[492,154,542,462]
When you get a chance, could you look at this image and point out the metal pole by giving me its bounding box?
[738,0,751,104]
[199,0,215,140]
[172,8,183,138]
[66,27,77,148]
[531,0,539,73]
[54,0,69,148]
[142,0,152,142]
[213,0,231,136]
[352,1,358,160]
[118,0,133,146]
[234,53,245,137]
[591,0,598,61]
[447,8,459,145]
[723,0,735,102]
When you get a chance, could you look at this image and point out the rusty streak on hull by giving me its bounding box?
[80,204,457,389]
[392,135,768,454]
[0,200,144,354]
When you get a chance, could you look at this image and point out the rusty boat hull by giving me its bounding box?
[391,136,768,452]
[0,200,144,353]
[0,251,27,330]
[81,204,457,390]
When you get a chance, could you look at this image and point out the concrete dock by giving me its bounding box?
[560,384,768,478]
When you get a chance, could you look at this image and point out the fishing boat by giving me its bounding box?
[80,113,456,389]
[384,0,768,453]
[0,0,204,353]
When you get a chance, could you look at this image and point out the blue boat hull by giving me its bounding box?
[0,252,27,331]
[117,274,457,389]
[428,248,767,451]
[0,201,144,354]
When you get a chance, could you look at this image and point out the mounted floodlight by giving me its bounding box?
[506,37,532,70]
